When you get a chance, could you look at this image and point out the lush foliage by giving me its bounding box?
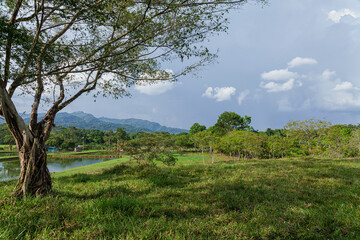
[117,132,179,166]
[212,111,252,136]
[188,113,360,160]
[13,112,360,160]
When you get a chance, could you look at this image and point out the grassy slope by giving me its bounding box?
[47,150,112,156]
[1,155,360,239]
[0,145,16,151]
[0,150,113,161]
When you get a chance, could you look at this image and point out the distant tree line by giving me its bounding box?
[190,112,360,160]
[1,112,360,161]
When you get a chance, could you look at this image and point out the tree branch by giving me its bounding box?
[3,0,24,87]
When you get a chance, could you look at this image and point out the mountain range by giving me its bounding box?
[1,112,188,134]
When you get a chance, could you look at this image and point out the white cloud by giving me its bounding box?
[261,69,298,81]
[288,57,318,68]
[322,92,360,110]
[135,81,175,95]
[333,81,353,91]
[328,9,359,23]
[237,90,250,105]
[135,69,176,95]
[202,87,236,102]
[260,79,296,93]
[322,69,336,80]
[312,70,360,110]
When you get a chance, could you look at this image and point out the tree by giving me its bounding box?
[324,125,354,158]
[113,127,130,153]
[189,123,206,135]
[130,132,178,166]
[174,133,194,152]
[213,111,252,136]
[193,130,212,164]
[0,123,15,150]
[104,130,115,151]
[218,130,244,160]
[284,119,332,157]
[266,135,287,158]
[0,0,265,196]
[241,131,264,159]
[192,129,218,164]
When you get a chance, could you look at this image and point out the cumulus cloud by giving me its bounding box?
[328,9,359,23]
[202,87,236,102]
[261,69,298,81]
[260,79,296,93]
[322,92,360,110]
[288,57,318,68]
[311,69,360,110]
[333,81,353,91]
[135,70,176,95]
[237,90,250,105]
[135,81,175,95]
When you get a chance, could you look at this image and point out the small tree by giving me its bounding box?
[193,130,212,164]
[189,123,206,135]
[134,132,178,166]
[213,111,252,136]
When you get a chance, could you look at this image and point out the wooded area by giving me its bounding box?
[2,111,359,162]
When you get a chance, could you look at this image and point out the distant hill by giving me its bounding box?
[7,111,188,134]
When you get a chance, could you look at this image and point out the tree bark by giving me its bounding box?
[210,146,214,164]
[12,138,52,197]
[0,88,52,197]
[202,148,205,165]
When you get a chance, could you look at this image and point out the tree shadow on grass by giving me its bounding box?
[3,160,360,239]
[53,185,134,200]
[53,164,204,201]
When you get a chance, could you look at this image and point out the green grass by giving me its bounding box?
[0,147,18,159]
[0,155,18,160]
[47,150,112,156]
[0,145,16,151]
[1,155,360,239]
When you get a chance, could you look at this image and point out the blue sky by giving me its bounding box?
[15,0,360,130]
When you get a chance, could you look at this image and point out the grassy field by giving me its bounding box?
[1,155,360,239]
[47,150,113,156]
[0,145,16,151]
[0,145,18,160]
[0,150,114,161]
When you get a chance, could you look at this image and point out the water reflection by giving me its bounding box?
[0,161,20,182]
[0,157,112,182]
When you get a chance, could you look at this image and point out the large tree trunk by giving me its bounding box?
[0,89,52,197]
[12,138,52,197]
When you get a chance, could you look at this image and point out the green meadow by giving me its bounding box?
[1,155,360,239]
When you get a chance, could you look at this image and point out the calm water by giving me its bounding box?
[0,157,113,182]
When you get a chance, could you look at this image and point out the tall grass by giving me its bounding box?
[1,156,360,239]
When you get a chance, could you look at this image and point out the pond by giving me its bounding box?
[0,157,113,182]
